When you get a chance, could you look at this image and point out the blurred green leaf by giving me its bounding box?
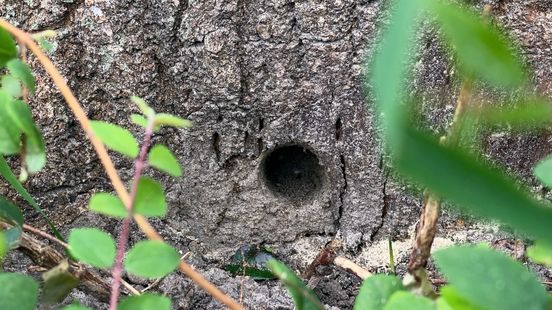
[89,193,128,218]
[68,228,116,269]
[428,1,524,87]
[6,59,36,94]
[527,240,552,267]
[0,273,39,310]
[2,75,22,97]
[90,121,139,158]
[6,100,46,173]
[433,246,547,310]
[0,27,17,68]
[124,240,180,279]
[436,286,489,310]
[395,128,552,246]
[41,260,79,305]
[3,226,21,249]
[0,91,22,155]
[154,113,192,129]
[383,291,434,310]
[131,96,154,117]
[118,293,171,310]
[534,155,552,188]
[354,275,404,310]
[0,196,24,226]
[476,98,552,130]
[148,144,182,177]
[36,37,54,53]
[267,259,324,310]
[0,156,63,240]
[0,231,6,258]
[225,244,277,280]
[134,177,167,217]
[370,0,423,151]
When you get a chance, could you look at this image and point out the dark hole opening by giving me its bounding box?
[261,145,324,202]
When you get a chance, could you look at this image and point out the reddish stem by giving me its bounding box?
[109,117,155,309]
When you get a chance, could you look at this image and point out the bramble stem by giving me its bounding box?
[109,118,155,309]
[0,18,244,310]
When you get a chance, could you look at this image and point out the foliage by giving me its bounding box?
[0,23,191,308]
[225,244,277,280]
[274,0,552,309]
[123,240,180,279]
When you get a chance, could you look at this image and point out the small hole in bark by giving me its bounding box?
[261,144,324,202]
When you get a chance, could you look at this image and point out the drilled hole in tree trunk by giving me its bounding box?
[261,145,325,202]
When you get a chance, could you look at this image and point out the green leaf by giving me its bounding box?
[131,96,154,117]
[0,155,63,240]
[0,91,22,155]
[2,75,22,97]
[225,244,277,280]
[534,155,552,188]
[428,1,524,87]
[384,291,434,310]
[68,228,116,269]
[118,293,171,310]
[527,240,552,267]
[131,114,148,127]
[354,275,404,310]
[4,226,22,249]
[267,259,324,310]
[148,145,182,177]
[370,0,424,151]
[5,99,46,173]
[0,27,17,68]
[395,128,552,246]
[476,98,552,130]
[436,286,489,310]
[433,246,547,310]
[154,113,192,129]
[89,193,128,218]
[0,231,6,258]
[41,260,79,305]
[0,196,24,226]
[133,177,167,217]
[6,59,36,94]
[90,121,139,158]
[0,273,39,310]
[36,37,54,53]
[124,240,180,279]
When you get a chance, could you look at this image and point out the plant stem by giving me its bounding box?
[109,118,155,310]
[0,18,243,310]
[406,80,472,281]
[388,237,395,275]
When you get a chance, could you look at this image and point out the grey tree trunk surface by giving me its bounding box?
[1,0,552,308]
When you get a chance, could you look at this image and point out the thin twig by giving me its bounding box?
[121,280,141,296]
[0,18,243,310]
[22,224,68,248]
[303,240,371,280]
[333,256,372,280]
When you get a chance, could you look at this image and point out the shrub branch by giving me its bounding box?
[0,18,243,310]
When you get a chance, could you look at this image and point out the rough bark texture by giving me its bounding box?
[1,0,552,309]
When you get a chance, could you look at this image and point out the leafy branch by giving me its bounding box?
[0,18,243,310]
